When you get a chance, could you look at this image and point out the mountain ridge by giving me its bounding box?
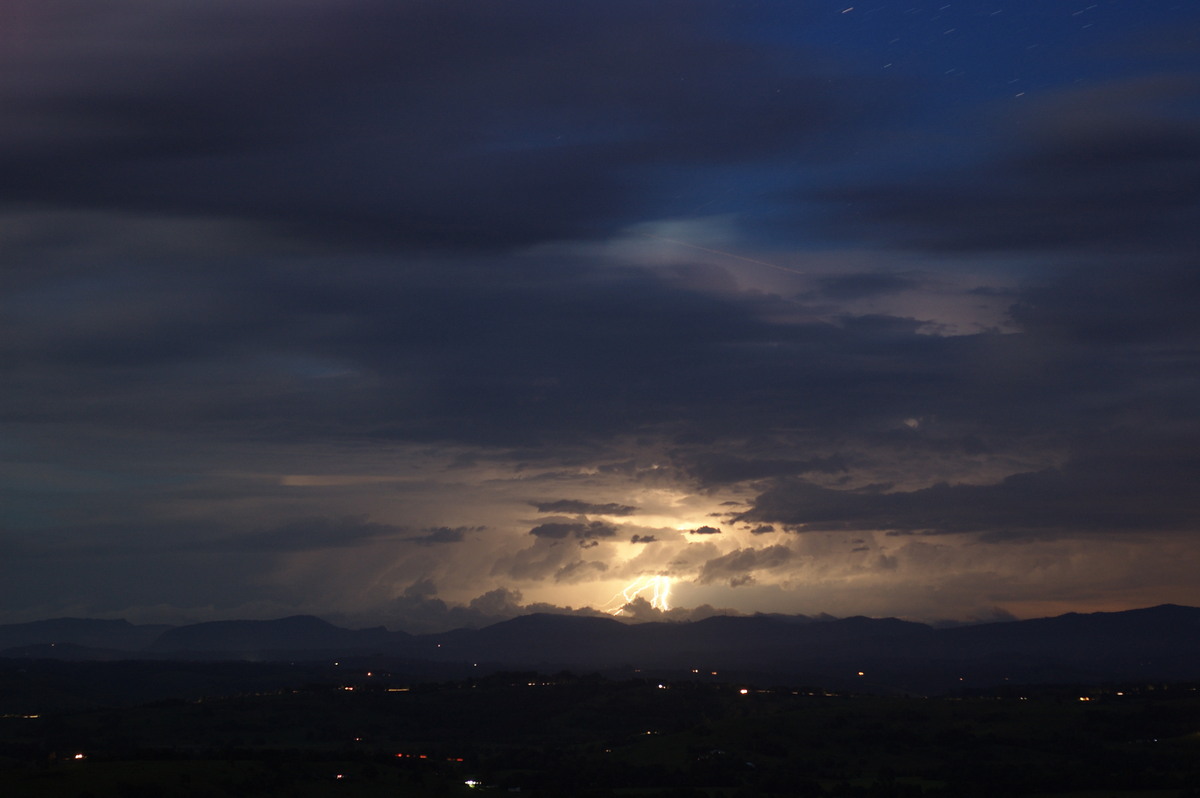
[2,604,1198,692]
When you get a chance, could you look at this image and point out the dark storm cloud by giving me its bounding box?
[0,2,1026,454]
[0,515,402,559]
[0,515,391,618]
[821,75,1200,254]
[697,545,792,585]
[493,531,614,582]
[528,524,574,540]
[738,450,1200,540]
[1009,259,1200,347]
[0,521,210,559]
[405,526,476,546]
[810,273,920,301]
[532,500,638,516]
[4,0,1200,625]
[3,259,755,439]
[683,453,849,487]
[9,249,1023,451]
[554,560,608,584]
[529,521,618,541]
[233,516,406,552]
[687,526,723,536]
[0,0,857,251]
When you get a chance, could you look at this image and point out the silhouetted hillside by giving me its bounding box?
[420,613,630,665]
[0,617,169,652]
[148,615,400,655]
[4,605,1200,692]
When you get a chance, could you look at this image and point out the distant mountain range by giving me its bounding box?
[4,605,1199,693]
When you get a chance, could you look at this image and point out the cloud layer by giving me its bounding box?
[2,1,1198,629]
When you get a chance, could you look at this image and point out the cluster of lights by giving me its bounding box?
[396,752,465,762]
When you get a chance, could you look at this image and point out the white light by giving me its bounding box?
[603,575,672,614]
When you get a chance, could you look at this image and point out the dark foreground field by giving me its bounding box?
[2,664,1199,797]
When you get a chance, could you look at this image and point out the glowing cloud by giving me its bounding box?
[603,575,672,615]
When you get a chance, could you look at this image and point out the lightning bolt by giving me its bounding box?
[603,575,672,615]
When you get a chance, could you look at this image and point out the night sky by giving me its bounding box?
[3,1,1199,631]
